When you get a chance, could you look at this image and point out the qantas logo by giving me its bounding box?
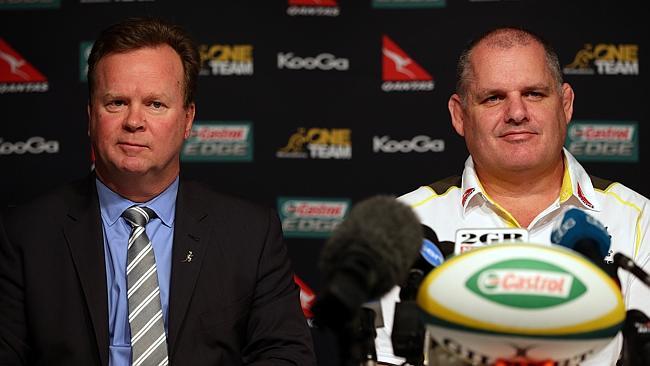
[381,35,434,92]
[289,0,337,4]
[0,38,48,93]
[287,0,339,16]
[382,36,430,80]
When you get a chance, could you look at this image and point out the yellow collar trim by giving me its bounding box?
[559,156,573,203]
[475,180,521,228]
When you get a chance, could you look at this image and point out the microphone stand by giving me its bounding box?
[359,307,378,366]
[336,307,378,366]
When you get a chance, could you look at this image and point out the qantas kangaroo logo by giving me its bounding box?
[382,47,416,79]
[0,49,29,80]
[0,38,48,93]
[381,35,434,92]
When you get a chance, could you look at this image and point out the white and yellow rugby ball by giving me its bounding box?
[417,243,624,365]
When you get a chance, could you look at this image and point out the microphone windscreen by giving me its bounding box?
[319,195,422,299]
[551,208,611,259]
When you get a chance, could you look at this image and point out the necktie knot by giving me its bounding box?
[122,206,157,228]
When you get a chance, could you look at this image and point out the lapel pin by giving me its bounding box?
[182,250,194,263]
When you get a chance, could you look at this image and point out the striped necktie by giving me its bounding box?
[122,206,169,366]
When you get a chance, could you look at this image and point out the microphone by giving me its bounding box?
[358,307,378,366]
[613,252,650,288]
[392,226,450,365]
[422,224,454,260]
[314,195,422,329]
[399,225,446,301]
[550,208,617,280]
[621,309,650,366]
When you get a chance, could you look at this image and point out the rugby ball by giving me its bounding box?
[417,243,624,365]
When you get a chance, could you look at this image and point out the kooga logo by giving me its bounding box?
[373,135,444,153]
[0,136,59,155]
[277,52,349,71]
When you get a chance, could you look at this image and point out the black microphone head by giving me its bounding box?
[422,224,439,243]
[316,195,422,325]
[421,224,455,259]
[400,225,447,301]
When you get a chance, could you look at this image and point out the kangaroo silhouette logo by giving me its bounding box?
[0,49,29,80]
[0,38,48,86]
[382,35,431,81]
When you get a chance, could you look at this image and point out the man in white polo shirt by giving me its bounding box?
[377,26,650,366]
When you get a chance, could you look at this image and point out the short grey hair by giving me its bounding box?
[455,27,563,104]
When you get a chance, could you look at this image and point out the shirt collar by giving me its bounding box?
[459,148,601,213]
[96,176,179,227]
[460,156,483,210]
[560,147,601,211]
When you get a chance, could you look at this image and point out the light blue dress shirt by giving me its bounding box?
[96,177,178,366]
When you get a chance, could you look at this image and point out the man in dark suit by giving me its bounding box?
[0,17,316,366]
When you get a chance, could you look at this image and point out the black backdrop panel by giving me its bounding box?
[1,1,647,365]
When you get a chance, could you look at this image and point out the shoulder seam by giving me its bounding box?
[410,176,461,208]
[428,175,462,195]
[589,175,615,191]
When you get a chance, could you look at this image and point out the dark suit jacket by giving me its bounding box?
[0,176,316,366]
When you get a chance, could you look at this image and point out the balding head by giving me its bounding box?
[455,27,563,105]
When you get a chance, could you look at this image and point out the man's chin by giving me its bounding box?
[113,157,150,173]
[103,161,150,177]
[118,166,151,175]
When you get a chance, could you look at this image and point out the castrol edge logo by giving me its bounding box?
[466,259,586,308]
[285,200,346,218]
[278,197,350,238]
[566,121,638,162]
[181,122,253,162]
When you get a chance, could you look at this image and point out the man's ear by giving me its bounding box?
[87,103,92,136]
[449,93,466,137]
[561,83,575,125]
[183,103,195,139]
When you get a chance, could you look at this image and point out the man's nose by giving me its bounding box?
[124,105,145,132]
[504,95,529,124]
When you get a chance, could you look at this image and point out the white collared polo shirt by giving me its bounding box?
[376,149,650,365]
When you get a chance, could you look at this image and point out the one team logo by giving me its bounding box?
[199,44,254,76]
[276,127,351,159]
[563,43,639,75]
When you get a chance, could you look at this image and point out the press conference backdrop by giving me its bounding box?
[1,0,647,364]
